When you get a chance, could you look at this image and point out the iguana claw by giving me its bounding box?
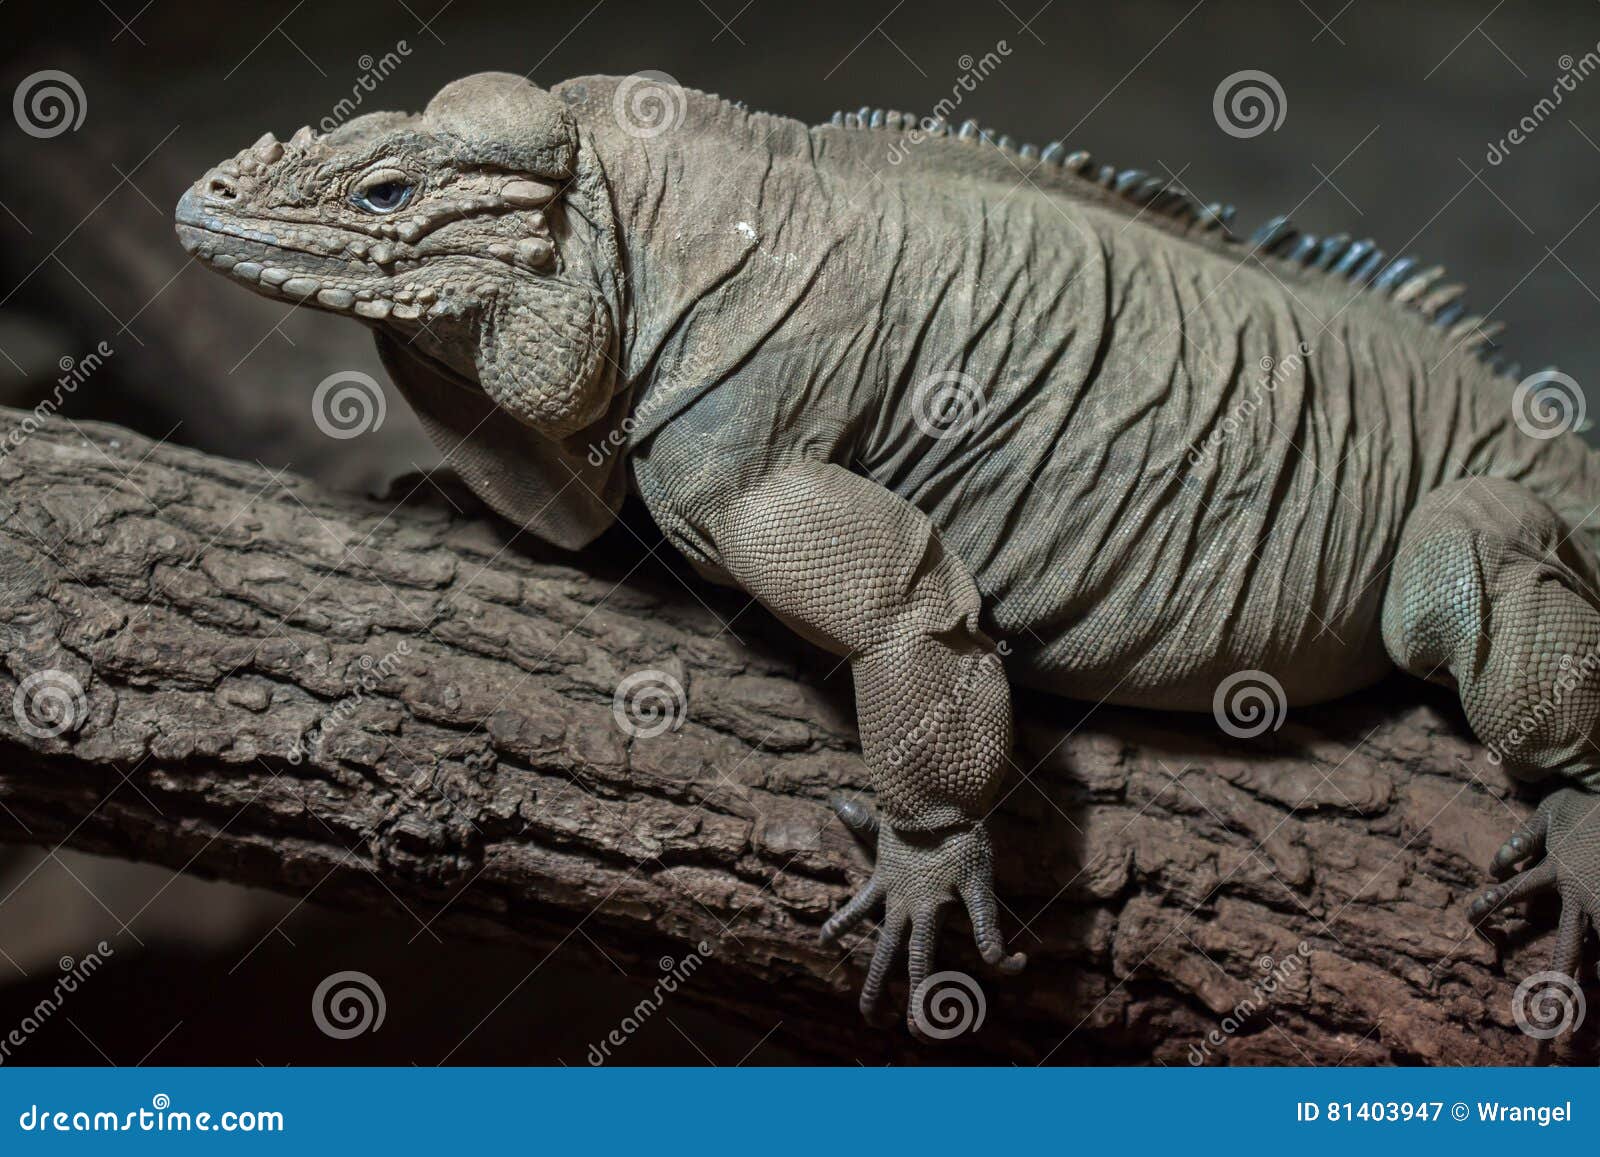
[1470,787,1600,994]
[820,798,1025,1039]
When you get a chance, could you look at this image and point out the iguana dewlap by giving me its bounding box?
[176,72,1600,1039]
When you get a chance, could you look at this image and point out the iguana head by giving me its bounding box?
[174,72,619,439]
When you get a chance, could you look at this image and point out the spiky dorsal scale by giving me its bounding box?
[586,79,1517,372]
[1252,220,1505,354]
[820,105,1231,245]
[814,102,1527,366]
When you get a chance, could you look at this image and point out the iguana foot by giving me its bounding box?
[1471,788,1600,993]
[819,797,1025,1040]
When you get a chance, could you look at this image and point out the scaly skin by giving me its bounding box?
[176,72,1600,1041]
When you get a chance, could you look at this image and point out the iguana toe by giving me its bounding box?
[818,874,884,947]
[821,813,1021,1037]
[1472,788,1600,1001]
[830,792,879,836]
[961,878,1027,974]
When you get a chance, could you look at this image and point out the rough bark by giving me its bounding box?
[0,408,1564,1065]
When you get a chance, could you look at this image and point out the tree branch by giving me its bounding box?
[0,409,1556,1063]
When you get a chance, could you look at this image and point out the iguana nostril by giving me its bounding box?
[207,174,238,200]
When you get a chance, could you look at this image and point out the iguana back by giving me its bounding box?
[600,81,1600,709]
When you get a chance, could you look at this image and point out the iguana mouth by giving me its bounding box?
[175,219,359,278]
[174,189,366,267]
[176,221,419,320]
[175,201,474,324]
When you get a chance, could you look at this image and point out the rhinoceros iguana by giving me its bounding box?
[174,71,1600,1038]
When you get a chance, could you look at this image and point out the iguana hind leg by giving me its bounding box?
[1384,476,1600,997]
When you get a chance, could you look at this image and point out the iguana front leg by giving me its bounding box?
[694,459,1025,1032]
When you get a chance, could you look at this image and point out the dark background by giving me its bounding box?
[0,0,1596,1064]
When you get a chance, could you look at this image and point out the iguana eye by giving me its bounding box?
[351,169,414,213]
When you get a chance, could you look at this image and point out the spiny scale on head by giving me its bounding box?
[825,106,1514,371]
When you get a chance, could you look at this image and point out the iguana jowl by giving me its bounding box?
[176,72,1600,1037]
